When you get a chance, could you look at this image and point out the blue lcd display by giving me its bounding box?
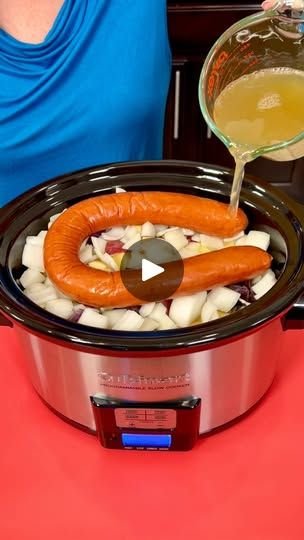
[122,433,172,448]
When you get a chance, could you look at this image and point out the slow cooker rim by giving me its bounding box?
[1,159,304,353]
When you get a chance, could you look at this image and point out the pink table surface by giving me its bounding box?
[1,326,304,540]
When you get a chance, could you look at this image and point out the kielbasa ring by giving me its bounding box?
[44,192,271,308]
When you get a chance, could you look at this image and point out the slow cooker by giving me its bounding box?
[0,160,304,451]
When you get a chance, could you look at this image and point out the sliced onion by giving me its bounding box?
[102,227,126,241]
[115,187,126,193]
[224,231,245,243]
[20,269,45,289]
[156,227,179,238]
[141,222,156,238]
[22,244,45,272]
[252,270,277,300]
[91,237,106,259]
[79,245,96,264]
[239,299,251,306]
[200,234,224,250]
[207,287,240,313]
[123,233,141,250]
[78,308,108,329]
[155,225,167,233]
[252,274,263,285]
[112,310,144,331]
[95,251,119,271]
[191,233,201,243]
[122,225,140,241]
[139,318,160,331]
[38,230,48,240]
[169,292,207,327]
[45,299,74,319]
[182,228,195,236]
[139,302,156,317]
[164,230,188,251]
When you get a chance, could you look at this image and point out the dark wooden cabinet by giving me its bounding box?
[164,2,304,201]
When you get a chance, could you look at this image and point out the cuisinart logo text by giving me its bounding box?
[97,372,191,391]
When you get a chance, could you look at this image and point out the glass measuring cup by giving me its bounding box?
[198,2,304,162]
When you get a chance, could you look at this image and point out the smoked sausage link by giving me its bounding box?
[43,192,269,308]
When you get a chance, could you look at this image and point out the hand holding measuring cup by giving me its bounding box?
[199,0,304,214]
[262,1,304,10]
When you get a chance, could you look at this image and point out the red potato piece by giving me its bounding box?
[105,240,126,255]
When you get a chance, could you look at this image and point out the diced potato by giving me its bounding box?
[169,292,207,327]
[141,222,156,238]
[199,246,211,255]
[245,231,271,251]
[20,269,45,289]
[180,242,201,259]
[112,252,125,268]
[22,244,45,272]
[139,318,160,331]
[112,310,144,331]
[149,303,167,322]
[88,260,111,272]
[235,236,248,246]
[158,314,177,330]
[201,301,219,323]
[139,303,156,317]
[45,299,74,319]
[78,308,108,329]
[92,237,107,259]
[207,287,240,313]
[104,309,128,327]
[164,230,188,251]
[26,235,44,247]
[200,234,224,250]
[24,283,58,307]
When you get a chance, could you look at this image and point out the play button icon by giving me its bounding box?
[142,259,164,282]
[120,238,184,303]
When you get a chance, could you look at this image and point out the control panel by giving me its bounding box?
[90,397,201,451]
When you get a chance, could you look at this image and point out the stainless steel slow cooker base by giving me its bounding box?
[2,160,304,446]
[16,319,280,434]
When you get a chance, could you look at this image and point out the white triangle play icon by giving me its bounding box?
[141,259,165,282]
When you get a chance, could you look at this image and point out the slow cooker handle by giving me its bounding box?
[283,296,304,330]
[0,312,13,328]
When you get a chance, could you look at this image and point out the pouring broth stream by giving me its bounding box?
[213,67,304,215]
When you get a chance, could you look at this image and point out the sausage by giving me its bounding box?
[44,244,271,308]
[44,192,270,308]
[46,192,248,239]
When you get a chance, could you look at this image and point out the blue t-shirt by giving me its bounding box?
[0,0,171,206]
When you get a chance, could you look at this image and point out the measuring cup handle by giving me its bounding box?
[262,1,304,13]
